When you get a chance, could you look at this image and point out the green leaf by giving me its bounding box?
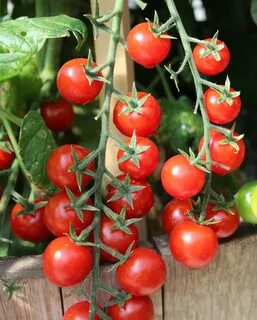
[251,0,257,24]
[19,111,56,194]
[0,15,87,81]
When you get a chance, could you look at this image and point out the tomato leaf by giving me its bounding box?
[19,111,56,194]
[0,15,87,81]
[251,0,257,24]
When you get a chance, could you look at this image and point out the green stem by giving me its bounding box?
[201,78,223,91]
[156,65,173,100]
[0,108,22,127]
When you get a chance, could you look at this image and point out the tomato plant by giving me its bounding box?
[63,301,100,320]
[0,141,15,170]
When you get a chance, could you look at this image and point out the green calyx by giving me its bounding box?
[200,31,225,61]
[12,190,47,216]
[218,123,244,152]
[146,11,176,39]
[215,77,240,106]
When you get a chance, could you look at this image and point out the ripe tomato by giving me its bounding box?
[113,92,161,137]
[44,190,94,237]
[63,301,100,320]
[204,87,241,125]
[47,144,95,192]
[193,38,230,76]
[162,199,192,234]
[161,155,205,199]
[43,237,93,287]
[116,247,166,296]
[127,22,171,68]
[106,175,154,219]
[99,216,138,263]
[57,58,103,105]
[0,144,14,170]
[198,129,245,176]
[205,203,240,238]
[10,200,50,242]
[169,221,218,268]
[41,98,74,132]
[107,295,154,320]
[117,137,160,180]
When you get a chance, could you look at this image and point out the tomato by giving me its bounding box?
[43,236,93,287]
[127,22,171,68]
[113,92,161,137]
[204,87,241,125]
[0,144,15,170]
[106,174,154,219]
[107,295,154,320]
[99,216,138,263]
[169,221,218,268]
[235,181,257,224]
[162,199,192,234]
[44,190,94,237]
[57,58,103,105]
[198,129,245,176]
[47,144,95,192]
[205,203,240,238]
[116,247,166,296]
[161,155,205,199]
[193,38,230,76]
[41,98,74,132]
[10,200,50,242]
[117,137,160,180]
[63,301,100,320]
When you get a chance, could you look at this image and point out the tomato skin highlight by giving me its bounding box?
[43,237,93,287]
[169,221,218,269]
[57,58,103,105]
[107,295,154,320]
[161,155,205,199]
[193,39,230,76]
[116,247,167,296]
[113,92,162,137]
[127,22,171,68]
[41,98,74,132]
[63,301,100,320]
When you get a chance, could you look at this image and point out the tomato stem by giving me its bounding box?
[156,65,173,100]
[0,108,22,127]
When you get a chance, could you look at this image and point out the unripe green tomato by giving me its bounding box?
[235,181,257,224]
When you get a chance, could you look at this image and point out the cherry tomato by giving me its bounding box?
[127,22,171,68]
[117,137,160,180]
[57,58,103,105]
[205,203,240,238]
[99,216,138,263]
[44,190,94,237]
[106,174,154,219]
[47,144,95,192]
[162,199,192,234]
[113,92,162,137]
[161,155,205,199]
[10,200,50,242]
[43,236,93,287]
[204,87,241,125]
[107,295,154,320]
[169,221,218,268]
[116,247,167,296]
[41,98,74,132]
[63,301,100,320]
[0,143,14,170]
[198,129,245,176]
[193,38,230,76]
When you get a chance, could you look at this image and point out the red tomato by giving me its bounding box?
[204,87,241,125]
[169,221,218,268]
[162,199,192,234]
[198,129,245,175]
[116,247,166,296]
[41,98,74,132]
[43,237,93,287]
[0,144,14,170]
[107,295,154,320]
[44,190,94,237]
[113,92,162,137]
[63,301,100,320]
[57,58,103,105]
[117,137,160,180]
[106,174,154,219]
[161,155,205,199]
[127,22,171,68]
[99,216,138,263]
[47,144,95,192]
[10,200,50,242]
[205,203,240,238]
[193,38,230,76]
